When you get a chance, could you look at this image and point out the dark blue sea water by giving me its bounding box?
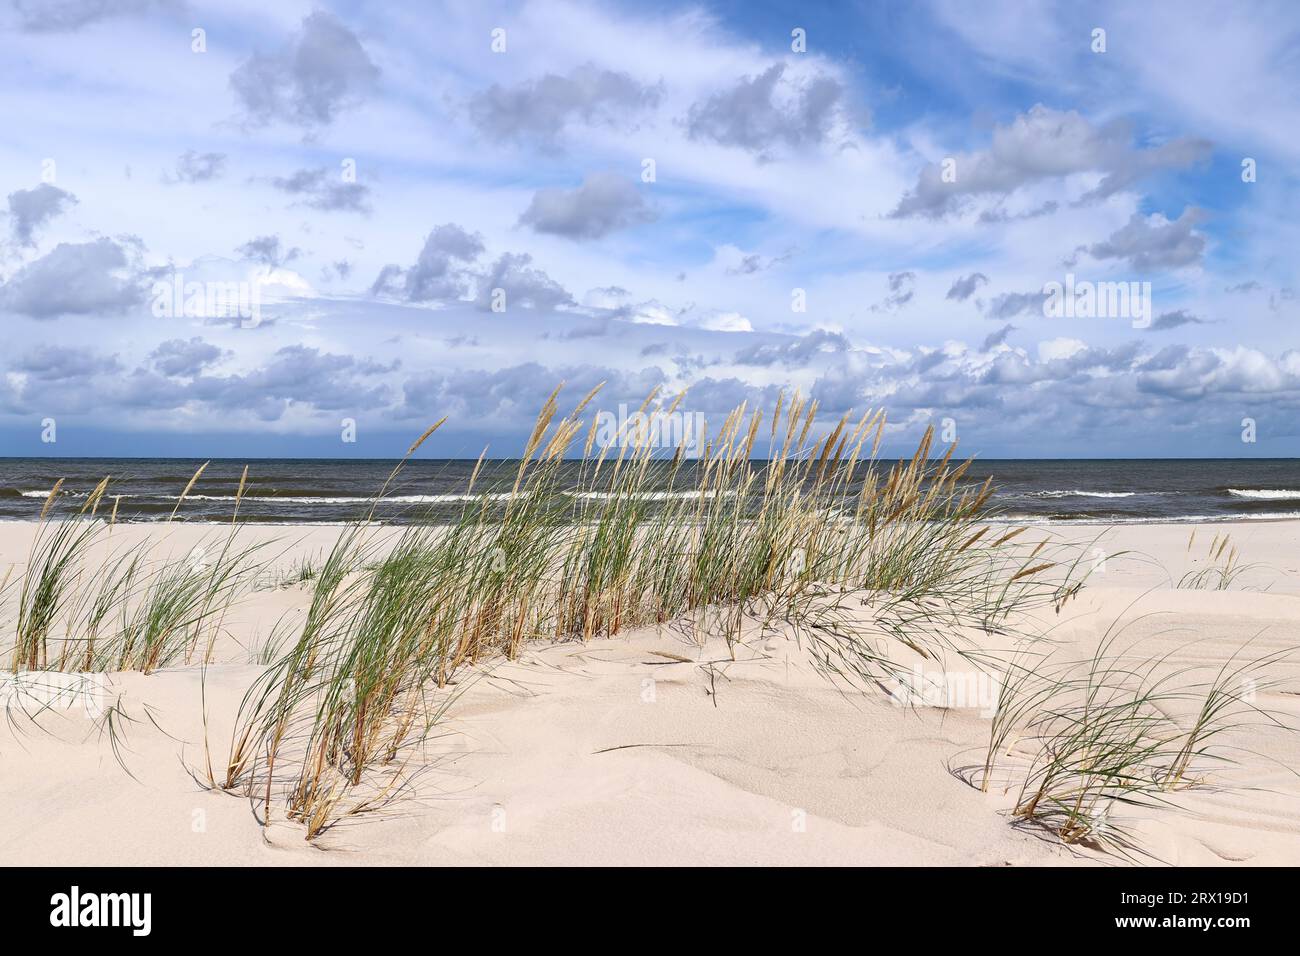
[2,457,1299,525]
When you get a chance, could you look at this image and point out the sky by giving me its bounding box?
[1,0,1298,459]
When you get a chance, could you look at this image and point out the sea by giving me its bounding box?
[1,457,1299,526]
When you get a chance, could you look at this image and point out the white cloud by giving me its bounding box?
[0,0,1293,454]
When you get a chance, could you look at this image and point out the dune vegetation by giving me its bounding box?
[1,386,1288,849]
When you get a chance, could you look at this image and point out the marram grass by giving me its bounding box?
[975,618,1296,857]
[213,387,1085,837]
[5,464,265,674]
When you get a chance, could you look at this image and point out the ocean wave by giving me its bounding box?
[180,493,508,504]
[178,491,733,504]
[1227,488,1300,500]
[1021,490,1143,499]
[992,511,1300,525]
[15,489,734,506]
[18,490,141,499]
[571,490,736,501]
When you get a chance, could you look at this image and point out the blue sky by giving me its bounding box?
[1,0,1298,458]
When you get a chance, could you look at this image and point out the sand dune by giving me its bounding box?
[1,520,1298,866]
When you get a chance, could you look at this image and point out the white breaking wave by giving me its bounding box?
[179,493,511,504]
[18,489,726,506]
[182,491,735,504]
[20,490,141,499]
[1227,489,1300,500]
[1022,490,1141,499]
[571,490,736,501]
[16,489,135,499]
[993,511,1300,526]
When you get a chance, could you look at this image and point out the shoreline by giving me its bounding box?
[5,512,1300,527]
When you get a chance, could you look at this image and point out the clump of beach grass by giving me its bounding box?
[11,479,111,670]
[1178,530,1256,590]
[214,385,1094,839]
[4,464,266,674]
[976,622,1295,855]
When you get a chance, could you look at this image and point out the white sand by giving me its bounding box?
[1,520,1298,866]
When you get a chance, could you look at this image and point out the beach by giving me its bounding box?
[6,0,1299,926]
[2,516,1297,867]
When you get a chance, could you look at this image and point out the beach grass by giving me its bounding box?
[6,465,265,674]
[206,387,1089,836]
[975,619,1295,854]
[1178,530,1257,590]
